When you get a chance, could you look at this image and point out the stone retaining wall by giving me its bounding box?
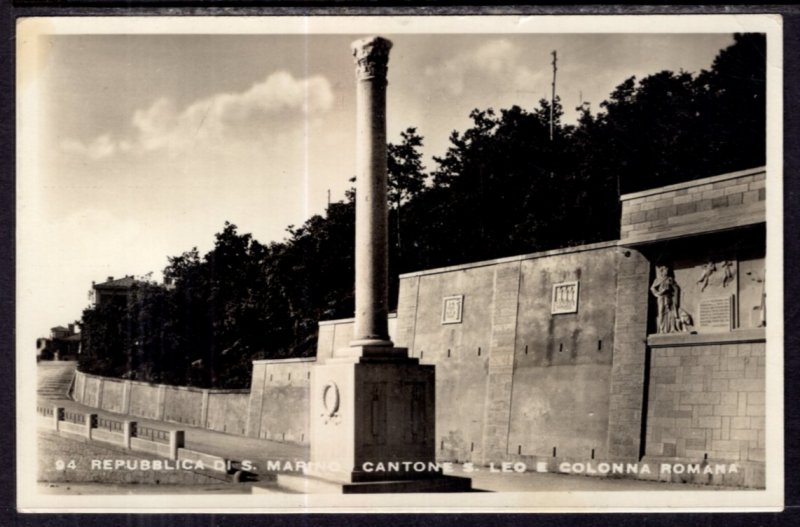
[245,359,312,443]
[71,371,249,436]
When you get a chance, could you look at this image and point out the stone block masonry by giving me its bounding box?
[644,335,765,486]
[606,248,651,460]
[620,167,765,245]
[480,262,521,465]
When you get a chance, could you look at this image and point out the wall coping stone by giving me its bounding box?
[398,240,619,279]
[318,312,396,327]
[647,328,765,347]
[252,357,317,365]
[75,370,249,394]
[620,166,766,202]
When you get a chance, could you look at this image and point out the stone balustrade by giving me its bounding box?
[38,404,184,459]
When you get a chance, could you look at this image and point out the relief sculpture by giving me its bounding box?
[651,264,693,334]
[696,259,735,291]
[721,260,735,288]
[696,261,716,292]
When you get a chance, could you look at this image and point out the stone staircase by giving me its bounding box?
[37,360,77,400]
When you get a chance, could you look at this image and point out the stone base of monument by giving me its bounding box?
[264,471,471,494]
[263,345,473,494]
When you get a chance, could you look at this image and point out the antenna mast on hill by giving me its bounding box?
[550,50,557,141]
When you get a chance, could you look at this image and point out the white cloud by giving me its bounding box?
[60,134,117,159]
[474,39,519,75]
[424,38,546,98]
[61,71,334,158]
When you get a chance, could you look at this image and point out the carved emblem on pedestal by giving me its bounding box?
[321,382,341,425]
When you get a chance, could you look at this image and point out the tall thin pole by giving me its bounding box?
[550,50,557,141]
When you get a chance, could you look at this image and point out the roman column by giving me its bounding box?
[350,36,394,349]
[274,37,471,493]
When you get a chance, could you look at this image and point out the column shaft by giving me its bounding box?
[350,37,394,348]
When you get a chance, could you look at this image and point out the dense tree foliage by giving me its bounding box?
[79,34,765,388]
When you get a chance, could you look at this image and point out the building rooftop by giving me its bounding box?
[93,276,138,289]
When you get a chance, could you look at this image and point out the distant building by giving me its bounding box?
[91,275,140,307]
[36,323,81,361]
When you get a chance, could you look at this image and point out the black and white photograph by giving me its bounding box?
[15,14,784,512]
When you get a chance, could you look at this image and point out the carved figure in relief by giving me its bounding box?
[677,308,694,332]
[696,261,716,292]
[651,264,685,334]
[721,260,735,288]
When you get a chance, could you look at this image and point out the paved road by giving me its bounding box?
[37,364,726,492]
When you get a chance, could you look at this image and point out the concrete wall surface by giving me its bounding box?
[206,392,249,435]
[83,375,101,408]
[316,314,397,359]
[163,386,204,427]
[73,370,85,402]
[402,260,497,463]
[99,378,124,414]
[246,359,313,443]
[307,243,651,466]
[71,371,249,436]
[129,382,161,420]
[395,242,623,464]
[509,248,618,460]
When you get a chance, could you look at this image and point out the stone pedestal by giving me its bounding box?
[309,353,434,481]
[277,350,471,493]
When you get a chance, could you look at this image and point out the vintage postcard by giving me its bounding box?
[16,14,784,512]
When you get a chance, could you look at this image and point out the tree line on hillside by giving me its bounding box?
[78,34,766,388]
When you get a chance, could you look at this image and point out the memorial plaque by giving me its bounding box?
[551,281,579,314]
[441,295,463,324]
[697,295,734,331]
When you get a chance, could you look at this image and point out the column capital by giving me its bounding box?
[351,36,393,81]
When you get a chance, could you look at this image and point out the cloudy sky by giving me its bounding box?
[17,19,740,350]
